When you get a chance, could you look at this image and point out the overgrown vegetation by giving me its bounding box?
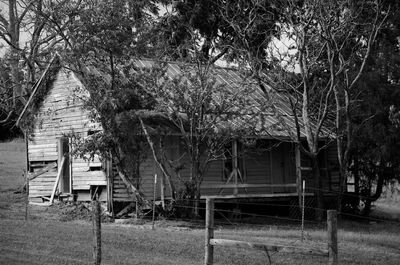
[1,0,400,217]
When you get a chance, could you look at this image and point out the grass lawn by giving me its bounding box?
[0,139,26,192]
[0,205,399,265]
[0,140,399,265]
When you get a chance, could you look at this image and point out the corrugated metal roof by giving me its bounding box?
[18,56,335,141]
[134,59,335,140]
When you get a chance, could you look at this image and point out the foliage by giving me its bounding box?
[151,0,279,63]
[0,0,63,127]
[44,0,163,193]
[347,0,400,213]
[142,61,259,216]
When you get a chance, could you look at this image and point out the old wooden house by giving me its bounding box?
[17,55,340,212]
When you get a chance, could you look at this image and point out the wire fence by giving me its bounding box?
[1,186,400,265]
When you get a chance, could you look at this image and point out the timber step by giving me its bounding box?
[40,193,73,202]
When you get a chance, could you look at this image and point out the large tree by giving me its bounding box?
[212,0,388,218]
[139,60,259,216]
[43,0,163,201]
[0,0,63,127]
[347,0,400,215]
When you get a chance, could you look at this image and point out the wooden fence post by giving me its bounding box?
[152,174,157,230]
[205,198,214,265]
[327,210,338,265]
[301,180,305,242]
[92,198,101,265]
[25,170,29,221]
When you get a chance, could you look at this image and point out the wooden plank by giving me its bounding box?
[73,177,107,182]
[29,183,56,187]
[33,172,57,177]
[50,156,66,203]
[29,155,58,161]
[33,125,90,134]
[73,171,106,178]
[210,239,328,256]
[35,119,93,129]
[328,210,338,265]
[28,150,58,156]
[28,162,57,181]
[73,185,90,190]
[202,192,313,199]
[28,129,88,138]
[201,183,297,189]
[28,144,57,150]
[205,198,214,265]
[73,181,107,186]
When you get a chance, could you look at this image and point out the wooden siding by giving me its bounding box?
[27,69,104,200]
[112,153,157,202]
[111,137,340,202]
[119,138,300,199]
[326,144,340,191]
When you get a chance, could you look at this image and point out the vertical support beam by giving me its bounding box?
[24,130,30,207]
[25,171,29,221]
[205,198,214,265]
[295,143,302,205]
[68,138,73,194]
[152,174,157,230]
[327,210,338,265]
[160,174,166,210]
[57,137,65,192]
[301,180,305,242]
[106,158,113,214]
[233,140,238,195]
[24,130,29,173]
[92,198,102,265]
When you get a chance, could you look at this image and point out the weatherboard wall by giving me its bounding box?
[111,137,302,201]
[27,68,105,201]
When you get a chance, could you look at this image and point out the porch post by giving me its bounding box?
[57,137,65,193]
[233,139,238,195]
[295,143,302,206]
[106,157,113,214]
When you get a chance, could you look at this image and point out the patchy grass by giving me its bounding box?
[0,207,399,265]
[0,138,26,192]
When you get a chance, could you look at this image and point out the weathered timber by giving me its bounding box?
[210,239,329,256]
[201,183,297,189]
[205,198,214,265]
[327,210,338,265]
[202,192,313,199]
[25,171,29,221]
[28,162,57,181]
[49,156,66,203]
[92,199,102,265]
[116,203,134,218]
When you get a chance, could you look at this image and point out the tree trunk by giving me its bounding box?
[193,185,201,218]
[8,0,22,107]
[311,155,324,221]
